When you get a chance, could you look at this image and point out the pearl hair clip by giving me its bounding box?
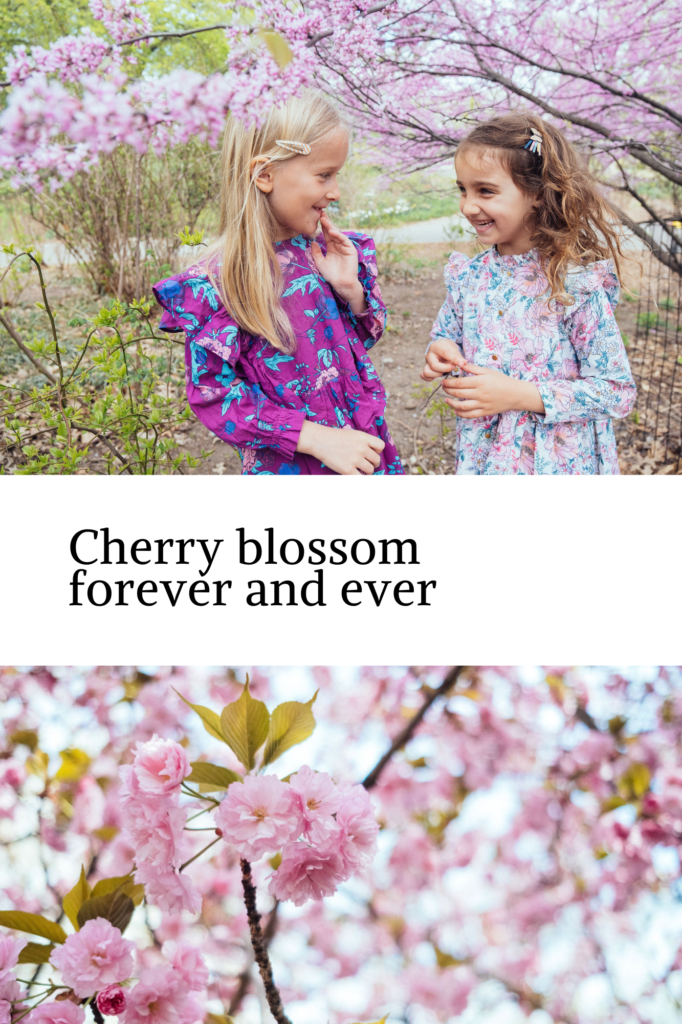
[524,130,542,155]
[276,139,311,155]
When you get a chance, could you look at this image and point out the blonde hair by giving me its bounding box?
[458,114,628,308]
[199,90,347,352]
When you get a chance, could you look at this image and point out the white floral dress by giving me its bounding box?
[431,246,636,474]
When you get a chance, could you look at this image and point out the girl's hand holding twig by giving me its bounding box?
[421,337,468,381]
[297,420,385,475]
[443,364,545,418]
[311,214,367,314]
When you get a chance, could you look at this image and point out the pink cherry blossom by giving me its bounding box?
[161,942,209,990]
[135,865,202,915]
[335,784,379,871]
[289,766,339,842]
[0,935,26,981]
[0,978,23,1024]
[25,1002,85,1024]
[49,918,135,998]
[120,964,204,1024]
[97,985,127,1015]
[215,775,303,860]
[268,842,347,906]
[131,735,189,795]
[119,777,187,869]
[0,759,25,791]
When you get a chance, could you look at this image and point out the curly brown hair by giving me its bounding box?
[457,113,627,307]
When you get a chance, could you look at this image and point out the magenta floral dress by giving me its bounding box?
[432,246,636,474]
[153,232,403,475]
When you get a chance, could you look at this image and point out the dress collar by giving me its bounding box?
[275,233,311,249]
[490,245,539,266]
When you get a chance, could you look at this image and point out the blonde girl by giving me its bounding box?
[154,90,403,475]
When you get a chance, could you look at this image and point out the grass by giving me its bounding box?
[334,160,459,230]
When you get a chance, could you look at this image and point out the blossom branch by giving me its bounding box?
[362,666,467,790]
[307,0,397,44]
[240,860,292,1024]
[227,902,280,1016]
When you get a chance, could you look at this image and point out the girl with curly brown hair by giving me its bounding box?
[421,114,636,474]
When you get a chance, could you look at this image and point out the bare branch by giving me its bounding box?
[362,666,466,789]
[0,309,57,383]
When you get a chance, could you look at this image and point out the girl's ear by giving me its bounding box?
[251,157,274,194]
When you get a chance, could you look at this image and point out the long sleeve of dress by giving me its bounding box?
[429,252,467,354]
[153,274,306,456]
[535,273,636,425]
[330,233,387,349]
[186,342,306,456]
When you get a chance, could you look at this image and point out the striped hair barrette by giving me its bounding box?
[524,130,542,155]
[276,139,311,156]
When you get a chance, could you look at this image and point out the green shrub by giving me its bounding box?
[1,245,211,474]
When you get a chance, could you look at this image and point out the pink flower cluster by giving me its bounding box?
[215,767,379,906]
[89,0,152,45]
[27,1003,85,1024]
[6,32,120,86]
[0,0,394,191]
[120,736,201,914]
[119,942,207,1024]
[0,935,26,1024]
[50,918,135,999]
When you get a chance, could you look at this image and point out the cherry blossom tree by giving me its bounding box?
[313,0,681,269]
[1,665,682,1024]
[2,0,680,267]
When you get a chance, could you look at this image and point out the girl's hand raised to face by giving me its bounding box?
[296,420,385,475]
[311,214,367,314]
[443,364,546,418]
[421,338,468,381]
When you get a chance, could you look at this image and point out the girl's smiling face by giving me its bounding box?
[254,128,349,242]
[455,146,538,256]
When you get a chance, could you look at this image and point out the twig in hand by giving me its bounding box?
[412,378,447,471]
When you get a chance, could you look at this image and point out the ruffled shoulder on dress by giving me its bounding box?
[443,249,472,292]
[562,259,620,316]
[152,268,241,361]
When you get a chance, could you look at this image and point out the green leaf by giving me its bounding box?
[187,762,242,791]
[257,30,293,68]
[62,866,92,930]
[263,691,318,765]
[206,1015,237,1024]
[0,912,67,944]
[54,748,91,782]
[17,942,55,965]
[9,729,39,751]
[220,681,270,771]
[92,826,119,842]
[90,874,133,899]
[619,762,651,799]
[174,688,225,743]
[600,795,627,814]
[433,945,467,969]
[77,887,135,933]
